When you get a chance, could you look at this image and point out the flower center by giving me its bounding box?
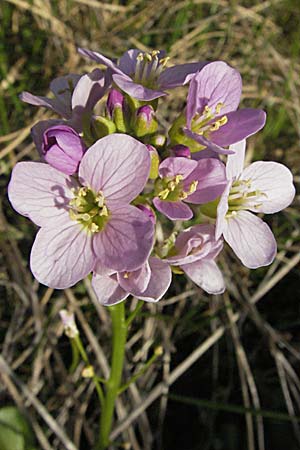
[156,174,198,202]
[133,51,170,88]
[191,103,228,138]
[226,179,266,218]
[69,186,109,233]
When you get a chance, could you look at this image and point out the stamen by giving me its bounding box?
[69,187,109,233]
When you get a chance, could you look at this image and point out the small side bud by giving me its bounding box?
[106,89,126,132]
[150,134,166,148]
[154,346,163,356]
[146,144,160,179]
[59,309,79,339]
[42,125,86,175]
[91,116,116,139]
[133,105,158,137]
[82,365,95,378]
[169,144,191,158]
[136,204,156,224]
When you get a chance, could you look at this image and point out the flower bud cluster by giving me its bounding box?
[8,48,295,304]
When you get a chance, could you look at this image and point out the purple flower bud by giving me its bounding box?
[134,105,158,137]
[42,125,86,175]
[136,204,156,224]
[106,89,124,118]
[169,144,191,158]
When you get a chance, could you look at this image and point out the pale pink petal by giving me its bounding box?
[71,68,107,112]
[158,157,197,179]
[92,273,128,306]
[241,161,295,213]
[184,128,235,155]
[223,211,277,268]
[118,49,141,75]
[79,134,150,206]
[182,260,225,294]
[112,73,166,101]
[19,92,68,118]
[30,221,95,288]
[8,162,77,227]
[184,158,226,204]
[226,140,246,179]
[50,74,81,104]
[153,197,193,220]
[93,205,154,272]
[137,257,172,302]
[77,48,123,74]
[211,109,266,147]
[215,181,231,239]
[31,119,64,155]
[117,261,151,294]
[158,62,208,89]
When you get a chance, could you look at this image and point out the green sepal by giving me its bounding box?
[149,149,160,179]
[200,197,220,219]
[92,116,116,139]
[168,114,205,152]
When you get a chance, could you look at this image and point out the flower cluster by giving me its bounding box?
[8,48,295,304]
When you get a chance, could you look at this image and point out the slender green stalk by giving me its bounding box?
[97,302,127,450]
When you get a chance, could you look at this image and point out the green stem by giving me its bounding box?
[97,302,127,450]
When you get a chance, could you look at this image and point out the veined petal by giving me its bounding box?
[182,259,225,294]
[78,48,123,74]
[158,61,208,89]
[79,134,150,205]
[241,161,295,213]
[211,109,266,147]
[8,162,77,227]
[137,257,172,302]
[31,119,64,156]
[215,181,231,239]
[118,261,151,294]
[184,128,235,155]
[226,140,246,179]
[223,210,277,268]
[185,158,226,204]
[187,61,242,118]
[30,221,95,288]
[112,73,166,101]
[153,197,193,220]
[93,205,154,272]
[92,273,128,306]
[19,92,68,118]
[118,49,141,75]
[158,156,198,179]
[71,68,107,113]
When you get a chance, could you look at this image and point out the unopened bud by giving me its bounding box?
[154,346,163,356]
[82,365,95,378]
[133,105,158,137]
[146,144,160,179]
[42,125,86,175]
[59,309,79,339]
[169,144,191,158]
[150,134,166,147]
[106,89,126,132]
[91,115,116,139]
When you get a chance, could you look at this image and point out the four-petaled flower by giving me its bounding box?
[216,140,295,268]
[8,134,154,289]
[165,224,225,294]
[78,48,207,101]
[183,61,266,155]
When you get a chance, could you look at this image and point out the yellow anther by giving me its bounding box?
[145,52,152,62]
[82,365,95,378]
[90,223,99,233]
[219,115,228,126]
[158,188,170,200]
[175,174,183,183]
[99,205,108,217]
[151,50,160,57]
[160,56,170,67]
[189,180,198,194]
[137,52,144,62]
[215,102,225,115]
[123,272,130,279]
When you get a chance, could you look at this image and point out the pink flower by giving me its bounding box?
[92,257,172,305]
[78,48,207,101]
[41,124,86,175]
[8,134,154,289]
[153,157,226,220]
[184,62,266,155]
[165,224,225,294]
[216,140,295,268]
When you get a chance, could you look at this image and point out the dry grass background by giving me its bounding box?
[0,0,300,449]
